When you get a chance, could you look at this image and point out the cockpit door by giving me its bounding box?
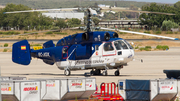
[102,42,116,56]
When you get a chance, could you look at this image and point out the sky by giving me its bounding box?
[125,0,179,4]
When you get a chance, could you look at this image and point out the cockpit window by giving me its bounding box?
[104,43,114,51]
[114,40,128,50]
[114,41,122,50]
[124,40,133,49]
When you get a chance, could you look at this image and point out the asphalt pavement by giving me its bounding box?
[0,47,180,86]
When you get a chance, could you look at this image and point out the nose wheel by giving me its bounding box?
[64,69,71,76]
[102,71,108,76]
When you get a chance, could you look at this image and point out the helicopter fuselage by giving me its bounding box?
[12,31,134,76]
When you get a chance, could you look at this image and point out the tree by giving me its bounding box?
[174,1,180,9]
[67,18,81,27]
[162,20,179,31]
[139,3,176,28]
[92,17,100,25]
[0,4,53,29]
[56,18,67,28]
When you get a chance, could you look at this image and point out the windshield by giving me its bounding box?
[124,40,133,49]
[114,40,128,50]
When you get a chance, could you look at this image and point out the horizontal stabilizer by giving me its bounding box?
[12,40,31,65]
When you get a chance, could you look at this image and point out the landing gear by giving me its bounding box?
[114,70,120,76]
[95,69,101,75]
[102,65,109,76]
[102,71,108,76]
[114,66,122,76]
[64,69,71,76]
[90,69,101,75]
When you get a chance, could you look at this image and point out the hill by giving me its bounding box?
[0,0,169,9]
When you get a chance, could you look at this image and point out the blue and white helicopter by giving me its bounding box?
[4,8,178,76]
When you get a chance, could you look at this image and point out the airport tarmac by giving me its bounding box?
[0,47,180,86]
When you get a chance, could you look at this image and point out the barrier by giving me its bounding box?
[0,76,26,81]
[92,82,123,101]
[1,80,41,101]
[118,79,177,101]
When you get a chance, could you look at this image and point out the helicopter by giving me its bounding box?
[4,7,178,76]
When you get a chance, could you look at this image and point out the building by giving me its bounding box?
[42,11,84,21]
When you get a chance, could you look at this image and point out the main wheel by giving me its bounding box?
[95,69,101,75]
[90,70,95,75]
[114,71,120,76]
[102,71,108,76]
[64,69,71,76]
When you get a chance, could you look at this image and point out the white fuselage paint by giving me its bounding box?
[56,40,134,70]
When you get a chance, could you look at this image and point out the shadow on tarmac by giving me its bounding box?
[11,73,162,77]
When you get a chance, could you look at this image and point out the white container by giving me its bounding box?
[1,80,41,101]
[61,78,86,100]
[118,79,177,101]
[79,77,96,99]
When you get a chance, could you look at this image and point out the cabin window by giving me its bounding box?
[114,40,128,50]
[95,45,99,51]
[104,43,114,51]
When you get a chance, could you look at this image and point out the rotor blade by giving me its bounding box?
[101,27,178,40]
[3,8,78,14]
[1,30,60,38]
[101,7,175,15]
[64,27,80,30]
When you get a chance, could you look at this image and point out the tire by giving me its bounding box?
[90,70,94,75]
[95,69,101,75]
[64,69,71,76]
[115,71,120,76]
[102,71,108,76]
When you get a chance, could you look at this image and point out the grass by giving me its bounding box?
[30,44,42,46]
[45,31,53,34]
[3,49,8,52]
[54,32,67,35]
[0,31,20,35]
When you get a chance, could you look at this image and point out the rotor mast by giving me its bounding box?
[87,8,92,33]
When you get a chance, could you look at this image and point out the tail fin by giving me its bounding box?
[12,40,31,65]
[43,40,55,48]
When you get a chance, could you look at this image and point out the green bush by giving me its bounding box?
[139,46,151,51]
[4,43,8,47]
[50,27,60,30]
[166,31,173,34]
[145,46,152,49]
[139,47,145,51]
[119,32,126,34]
[3,49,8,52]
[54,32,67,35]
[156,45,169,50]
[135,46,139,49]
[45,31,53,34]
[144,31,151,34]
[155,31,161,34]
